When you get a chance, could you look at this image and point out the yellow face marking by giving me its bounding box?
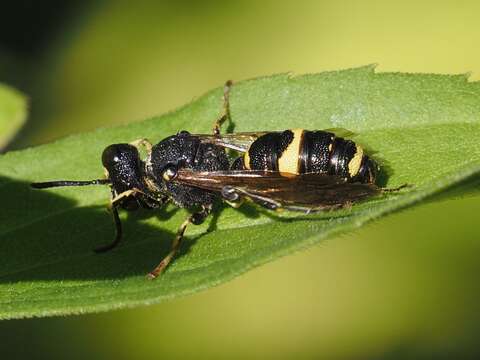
[348,145,364,177]
[278,129,304,174]
[244,150,251,170]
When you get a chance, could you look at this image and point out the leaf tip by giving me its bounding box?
[462,71,472,80]
[364,63,379,71]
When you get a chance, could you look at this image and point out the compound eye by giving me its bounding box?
[162,164,178,182]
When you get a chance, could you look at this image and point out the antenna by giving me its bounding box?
[31,179,111,189]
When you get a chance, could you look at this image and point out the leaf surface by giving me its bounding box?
[1,66,479,319]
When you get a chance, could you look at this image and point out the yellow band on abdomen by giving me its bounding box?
[243,150,251,170]
[348,145,364,177]
[278,129,304,174]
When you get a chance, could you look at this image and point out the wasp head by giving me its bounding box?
[101,143,165,210]
[102,144,144,193]
[31,143,164,211]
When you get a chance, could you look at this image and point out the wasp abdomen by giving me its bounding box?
[299,130,334,173]
[239,129,377,184]
[243,131,294,171]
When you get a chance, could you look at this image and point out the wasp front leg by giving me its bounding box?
[212,80,233,136]
[147,204,213,279]
[110,187,163,209]
[110,188,143,207]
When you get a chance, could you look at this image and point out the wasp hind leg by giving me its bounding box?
[147,204,213,279]
[221,185,282,210]
[212,80,233,136]
[221,186,345,214]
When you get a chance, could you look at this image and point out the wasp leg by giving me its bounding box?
[281,203,345,214]
[221,185,345,214]
[129,138,153,154]
[95,190,123,253]
[110,187,161,207]
[212,80,233,136]
[221,186,282,210]
[147,204,213,279]
[110,189,138,207]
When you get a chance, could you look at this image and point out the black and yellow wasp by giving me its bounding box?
[32,81,401,279]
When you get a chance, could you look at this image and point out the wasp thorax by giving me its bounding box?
[148,133,198,182]
[148,132,230,208]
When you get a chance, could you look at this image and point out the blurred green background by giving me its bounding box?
[2,1,480,359]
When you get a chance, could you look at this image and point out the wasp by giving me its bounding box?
[31,81,403,279]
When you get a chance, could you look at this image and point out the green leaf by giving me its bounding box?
[1,66,479,319]
[0,83,27,150]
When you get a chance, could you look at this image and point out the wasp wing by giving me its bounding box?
[323,127,356,138]
[194,129,357,153]
[194,132,274,152]
[174,169,379,212]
